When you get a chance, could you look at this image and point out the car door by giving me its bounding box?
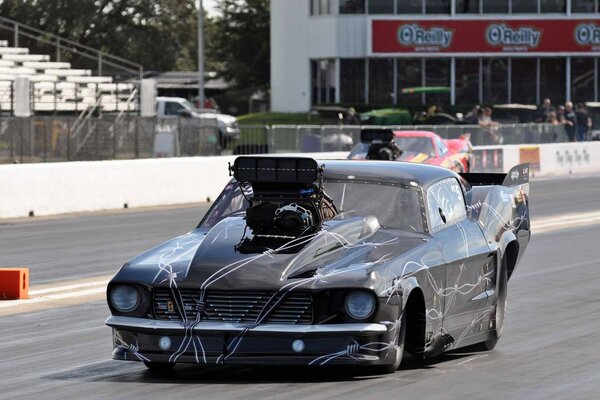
[427,178,492,340]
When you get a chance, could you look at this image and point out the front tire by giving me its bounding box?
[375,309,406,374]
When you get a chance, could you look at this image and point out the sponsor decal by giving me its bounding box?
[519,146,540,172]
[373,19,600,54]
[397,24,453,48]
[511,170,520,181]
[574,23,600,46]
[486,23,542,48]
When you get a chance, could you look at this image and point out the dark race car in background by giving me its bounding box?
[106,157,530,374]
[348,129,473,172]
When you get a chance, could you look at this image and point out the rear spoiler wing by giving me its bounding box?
[460,164,530,187]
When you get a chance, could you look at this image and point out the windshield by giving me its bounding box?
[201,180,424,232]
[181,100,195,111]
[348,136,435,159]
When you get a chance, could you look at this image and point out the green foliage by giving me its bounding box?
[0,0,201,72]
[0,0,271,91]
[206,0,270,90]
[237,112,340,126]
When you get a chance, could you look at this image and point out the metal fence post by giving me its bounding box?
[9,118,14,160]
[67,121,71,161]
[43,117,48,162]
[113,116,118,159]
[95,117,100,160]
[13,22,18,47]
[134,117,140,159]
[19,118,24,163]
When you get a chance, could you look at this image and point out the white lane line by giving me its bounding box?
[0,287,106,308]
[456,354,488,366]
[28,280,109,296]
[534,210,600,233]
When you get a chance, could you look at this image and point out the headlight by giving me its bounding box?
[109,285,140,313]
[344,291,376,320]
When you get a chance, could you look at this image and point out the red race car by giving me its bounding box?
[348,129,472,172]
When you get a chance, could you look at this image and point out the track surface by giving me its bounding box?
[1,175,600,399]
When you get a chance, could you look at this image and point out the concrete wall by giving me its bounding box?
[2,142,600,219]
[0,153,347,219]
[474,142,600,177]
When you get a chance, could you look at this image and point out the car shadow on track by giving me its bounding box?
[45,350,490,384]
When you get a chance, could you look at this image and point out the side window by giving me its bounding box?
[427,178,467,232]
[164,101,185,116]
[435,137,448,157]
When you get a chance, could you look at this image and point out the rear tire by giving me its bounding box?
[481,256,508,350]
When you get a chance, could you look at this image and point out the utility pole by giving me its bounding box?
[197,0,205,107]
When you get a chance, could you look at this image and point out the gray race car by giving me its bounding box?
[106,157,530,373]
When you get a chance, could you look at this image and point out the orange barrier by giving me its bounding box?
[0,268,29,300]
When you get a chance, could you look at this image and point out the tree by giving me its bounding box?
[206,0,270,90]
[0,0,201,72]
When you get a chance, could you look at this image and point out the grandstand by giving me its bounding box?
[0,39,138,114]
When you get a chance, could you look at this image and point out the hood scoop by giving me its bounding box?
[284,215,380,279]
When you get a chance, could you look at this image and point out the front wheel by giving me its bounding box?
[375,309,406,374]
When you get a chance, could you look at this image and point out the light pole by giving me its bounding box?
[197,0,205,107]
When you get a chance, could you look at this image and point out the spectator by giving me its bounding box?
[479,107,498,127]
[575,103,592,141]
[536,98,555,122]
[563,101,578,142]
[479,107,502,144]
[557,105,566,122]
[464,105,480,124]
[548,111,560,125]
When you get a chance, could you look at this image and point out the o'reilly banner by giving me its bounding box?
[371,19,600,54]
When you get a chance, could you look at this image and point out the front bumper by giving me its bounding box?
[106,316,398,366]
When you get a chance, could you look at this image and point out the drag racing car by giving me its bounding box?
[106,157,530,373]
[348,129,472,172]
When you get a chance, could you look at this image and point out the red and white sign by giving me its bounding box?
[371,19,600,54]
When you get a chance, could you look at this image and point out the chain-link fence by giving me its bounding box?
[235,123,568,154]
[0,116,219,163]
[0,118,569,163]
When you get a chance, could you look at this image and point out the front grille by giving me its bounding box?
[153,288,313,324]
